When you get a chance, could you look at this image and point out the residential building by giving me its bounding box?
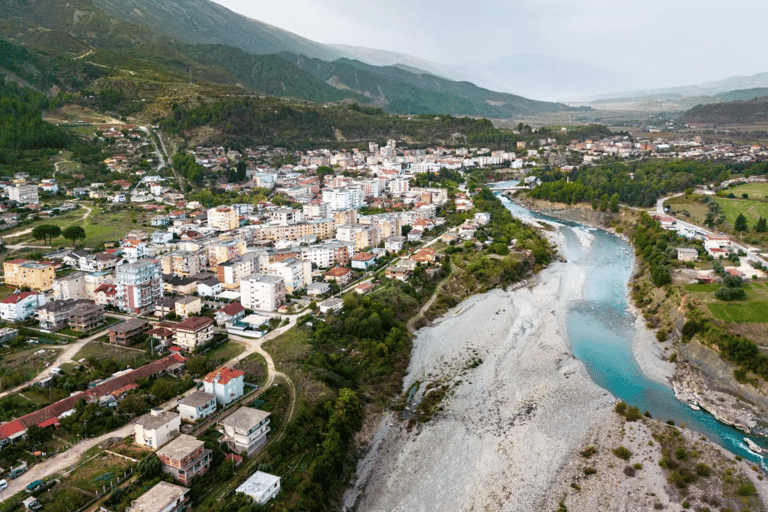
[157,434,212,485]
[387,178,410,196]
[134,409,181,449]
[203,366,245,406]
[306,282,330,297]
[161,250,205,277]
[84,271,112,301]
[151,231,174,245]
[173,316,214,351]
[319,297,343,314]
[235,471,281,505]
[122,241,149,263]
[351,252,376,270]
[115,259,163,314]
[175,296,202,319]
[214,302,246,327]
[208,206,239,231]
[322,187,364,211]
[265,258,311,294]
[0,292,46,323]
[261,218,335,242]
[151,215,171,227]
[178,391,217,422]
[7,184,39,204]
[217,251,269,289]
[109,319,150,345]
[677,248,699,262]
[196,277,221,297]
[3,259,55,291]
[384,236,405,253]
[155,296,178,318]
[93,283,118,307]
[52,272,86,301]
[220,407,271,456]
[270,242,354,269]
[240,274,285,312]
[68,303,106,332]
[126,481,190,512]
[207,240,246,267]
[163,275,197,295]
[336,224,381,251]
[324,267,352,286]
[385,265,412,281]
[36,299,103,331]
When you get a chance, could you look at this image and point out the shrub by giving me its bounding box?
[613,446,631,460]
[623,465,636,477]
[737,482,756,496]
[714,286,746,301]
[615,401,627,415]
[674,447,688,460]
[583,467,597,476]
[695,463,711,477]
[656,328,667,342]
[625,406,641,422]
[633,463,643,470]
[580,446,597,458]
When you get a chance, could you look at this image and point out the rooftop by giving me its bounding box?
[110,318,150,333]
[203,366,244,385]
[221,407,270,431]
[178,390,216,408]
[218,302,245,316]
[235,471,280,501]
[135,410,179,431]
[156,434,204,461]
[175,316,213,332]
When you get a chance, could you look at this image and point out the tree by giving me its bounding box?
[599,193,609,211]
[609,193,620,212]
[138,454,162,481]
[755,216,767,233]
[734,213,748,232]
[31,224,61,245]
[62,225,86,246]
[186,355,212,377]
[236,160,247,182]
[26,424,52,446]
[651,266,671,287]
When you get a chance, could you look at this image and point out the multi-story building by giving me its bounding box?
[160,250,205,277]
[68,302,106,332]
[115,259,162,314]
[3,259,56,291]
[37,299,105,332]
[270,241,354,269]
[52,272,87,301]
[93,283,117,307]
[268,208,302,224]
[322,188,364,211]
[302,201,330,219]
[266,258,311,294]
[240,274,285,312]
[157,434,212,485]
[359,213,402,239]
[335,224,382,251]
[333,209,358,227]
[109,318,150,345]
[84,271,112,301]
[134,409,181,449]
[126,481,190,512]
[203,366,245,406]
[220,407,271,456]
[261,218,334,242]
[173,316,214,351]
[174,296,202,319]
[208,206,239,231]
[0,292,46,322]
[178,391,217,422]
[207,240,246,267]
[217,252,269,289]
[7,184,39,204]
[388,178,410,196]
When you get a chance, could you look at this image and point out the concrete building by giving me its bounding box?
[134,409,181,449]
[235,471,281,505]
[84,271,112,301]
[178,391,217,422]
[217,251,269,289]
[157,434,212,485]
[207,240,246,267]
[384,236,405,253]
[52,272,86,301]
[220,407,270,456]
[322,187,364,211]
[266,258,311,294]
[240,274,285,312]
[36,299,105,332]
[214,302,246,327]
[0,292,46,323]
[677,247,699,262]
[196,277,221,297]
[109,318,150,345]
[173,316,214,351]
[336,224,381,251]
[208,206,239,231]
[3,259,55,291]
[203,366,245,406]
[174,296,202,319]
[7,184,39,204]
[126,481,190,512]
[160,250,205,277]
[116,260,163,314]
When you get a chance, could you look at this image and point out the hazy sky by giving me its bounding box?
[213,0,768,89]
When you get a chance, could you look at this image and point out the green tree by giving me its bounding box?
[138,454,161,481]
[62,225,87,246]
[609,193,620,212]
[734,213,748,232]
[236,160,247,182]
[755,216,767,233]
[186,355,213,377]
[26,424,52,446]
[31,224,61,245]
[651,266,671,286]
[599,193,609,211]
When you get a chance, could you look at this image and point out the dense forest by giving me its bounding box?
[0,80,69,153]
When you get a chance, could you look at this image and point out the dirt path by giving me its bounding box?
[406,265,454,333]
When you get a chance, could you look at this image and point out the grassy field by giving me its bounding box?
[684,283,721,292]
[714,197,768,228]
[725,182,768,199]
[203,340,245,365]
[666,196,711,226]
[74,341,153,369]
[708,301,768,323]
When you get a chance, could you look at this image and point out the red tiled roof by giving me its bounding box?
[325,267,351,277]
[38,418,58,428]
[174,316,213,332]
[0,420,25,439]
[4,258,27,264]
[0,292,38,304]
[203,366,244,385]
[225,453,243,466]
[218,302,245,316]
[94,284,117,294]
[351,252,375,261]
[110,383,139,396]
[148,327,174,338]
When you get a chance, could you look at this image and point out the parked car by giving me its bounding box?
[25,480,44,493]
[0,479,7,491]
[23,496,41,511]
[9,463,27,479]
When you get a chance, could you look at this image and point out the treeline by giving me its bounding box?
[0,80,69,152]
[171,152,205,184]
[531,160,732,207]
[632,212,675,287]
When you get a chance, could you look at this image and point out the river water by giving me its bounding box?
[500,194,768,469]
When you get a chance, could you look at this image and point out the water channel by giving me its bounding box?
[498,192,768,470]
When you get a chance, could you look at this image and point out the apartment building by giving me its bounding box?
[84,271,112,301]
[266,258,311,294]
[322,187,364,210]
[37,299,105,332]
[7,184,39,204]
[115,259,162,314]
[217,251,269,288]
[270,241,354,269]
[208,206,239,231]
[0,292,46,322]
[157,434,212,485]
[52,272,87,301]
[240,274,285,312]
[173,316,214,351]
[3,259,56,291]
[160,250,206,277]
[261,218,334,242]
[134,409,181,449]
[174,296,202,319]
[207,239,246,267]
[220,407,271,456]
[335,224,382,251]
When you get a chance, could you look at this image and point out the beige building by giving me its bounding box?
[335,224,382,251]
[217,251,269,289]
[175,296,202,319]
[208,206,239,231]
[52,272,87,300]
[220,407,271,456]
[160,250,205,277]
[174,316,214,350]
[207,240,246,267]
[127,481,190,512]
[4,259,56,291]
[261,219,334,242]
[134,409,181,449]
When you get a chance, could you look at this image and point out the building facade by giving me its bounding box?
[240,274,285,312]
[115,259,163,314]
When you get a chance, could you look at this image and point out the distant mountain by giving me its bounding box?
[681,96,768,125]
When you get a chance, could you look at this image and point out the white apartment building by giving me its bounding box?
[266,258,311,294]
[336,224,382,251]
[240,274,286,312]
[115,259,163,314]
[208,206,239,231]
[388,178,410,196]
[0,292,46,322]
[134,409,181,449]
[52,272,87,300]
[220,407,271,456]
[268,208,303,224]
[178,391,217,422]
[299,242,354,268]
[217,251,269,288]
[322,187,364,211]
[7,184,39,204]
[302,201,330,219]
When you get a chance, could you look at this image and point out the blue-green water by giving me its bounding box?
[501,195,768,469]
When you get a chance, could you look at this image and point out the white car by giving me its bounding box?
[0,479,7,491]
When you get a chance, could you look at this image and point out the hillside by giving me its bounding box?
[681,96,768,125]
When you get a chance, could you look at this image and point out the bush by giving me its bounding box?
[580,446,597,458]
[695,463,711,477]
[674,447,688,460]
[737,482,756,496]
[623,465,636,477]
[714,286,746,301]
[625,406,642,422]
[613,446,631,460]
[656,328,667,342]
[583,467,597,476]
[615,401,627,415]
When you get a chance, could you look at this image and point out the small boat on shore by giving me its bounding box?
[744,438,763,454]
[689,403,701,411]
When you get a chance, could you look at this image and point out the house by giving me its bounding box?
[196,277,221,297]
[177,391,217,422]
[676,248,699,262]
[214,302,246,327]
[306,282,331,297]
[109,319,150,345]
[384,236,405,253]
[3,259,55,291]
[156,434,212,485]
[324,267,352,286]
[155,296,179,318]
[219,407,271,456]
[174,296,202,319]
[0,292,46,322]
[134,409,181,449]
[319,298,343,315]
[126,481,190,512]
[354,282,375,294]
[151,231,174,245]
[163,275,198,295]
[474,212,491,225]
[173,316,214,351]
[385,265,412,281]
[410,247,435,263]
[704,234,732,257]
[36,299,104,331]
[351,252,376,270]
[151,215,171,227]
[407,229,423,242]
[148,326,176,349]
[203,366,245,406]
[93,283,118,307]
[235,471,281,505]
[67,302,106,332]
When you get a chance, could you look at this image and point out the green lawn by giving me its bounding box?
[204,340,246,364]
[74,341,153,369]
[685,283,721,292]
[714,197,768,228]
[725,182,768,200]
[708,301,768,323]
